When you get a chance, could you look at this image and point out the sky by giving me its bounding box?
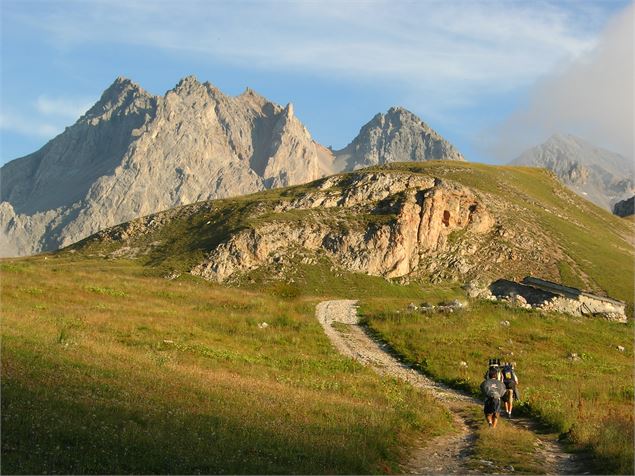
[1,0,633,166]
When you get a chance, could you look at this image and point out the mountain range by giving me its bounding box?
[510,133,633,210]
[0,76,464,257]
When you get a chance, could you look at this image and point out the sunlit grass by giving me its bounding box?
[363,298,634,474]
[1,256,453,474]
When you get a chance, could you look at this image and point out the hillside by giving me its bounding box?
[3,162,634,474]
[71,161,634,306]
[511,133,634,211]
[0,77,463,258]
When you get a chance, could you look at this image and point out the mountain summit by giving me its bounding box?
[510,134,634,210]
[0,76,464,256]
[333,107,464,170]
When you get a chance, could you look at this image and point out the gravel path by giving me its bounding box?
[315,300,582,475]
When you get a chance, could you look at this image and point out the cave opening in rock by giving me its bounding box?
[442,210,450,227]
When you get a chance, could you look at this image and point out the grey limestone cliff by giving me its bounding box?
[1,77,464,257]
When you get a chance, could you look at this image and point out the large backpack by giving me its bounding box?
[484,381,502,399]
[502,365,515,385]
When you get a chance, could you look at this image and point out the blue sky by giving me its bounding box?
[1,0,632,166]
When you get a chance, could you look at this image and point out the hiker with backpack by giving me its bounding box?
[501,362,519,418]
[480,367,506,428]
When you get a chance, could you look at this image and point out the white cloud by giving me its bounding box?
[35,95,94,119]
[0,95,93,141]
[0,111,61,139]
[13,0,604,105]
[485,3,634,161]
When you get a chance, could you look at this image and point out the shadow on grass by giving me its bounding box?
[1,379,378,475]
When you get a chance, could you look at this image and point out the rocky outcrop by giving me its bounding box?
[613,196,634,217]
[1,78,465,257]
[488,278,626,322]
[334,107,464,171]
[511,133,634,210]
[191,172,492,282]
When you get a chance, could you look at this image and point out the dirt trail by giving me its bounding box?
[316,300,582,475]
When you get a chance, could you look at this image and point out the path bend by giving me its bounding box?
[315,300,581,475]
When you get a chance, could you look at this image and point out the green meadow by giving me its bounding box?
[363,299,634,474]
[2,162,633,474]
[1,256,454,475]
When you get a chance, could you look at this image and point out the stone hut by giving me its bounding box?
[489,276,627,322]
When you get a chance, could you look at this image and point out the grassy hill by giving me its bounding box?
[1,256,455,474]
[2,162,633,474]
[70,161,634,307]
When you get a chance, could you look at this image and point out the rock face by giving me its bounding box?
[191,172,491,282]
[511,133,634,210]
[613,196,634,217]
[77,169,495,284]
[1,77,464,257]
[489,278,626,322]
[333,107,464,171]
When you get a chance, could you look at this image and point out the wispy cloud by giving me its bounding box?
[0,111,61,139]
[0,95,93,140]
[35,95,94,120]
[9,0,605,105]
[485,2,634,161]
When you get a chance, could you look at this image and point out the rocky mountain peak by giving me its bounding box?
[333,107,465,170]
[173,75,204,95]
[83,76,152,122]
[284,102,294,118]
[1,75,467,257]
[511,134,634,210]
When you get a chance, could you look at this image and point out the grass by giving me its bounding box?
[3,161,633,474]
[456,404,545,474]
[470,416,543,474]
[362,298,634,474]
[1,255,456,475]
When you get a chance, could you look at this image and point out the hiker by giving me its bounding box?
[480,368,506,428]
[501,362,519,418]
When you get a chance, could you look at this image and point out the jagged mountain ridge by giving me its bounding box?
[510,133,634,210]
[0,76,464,257]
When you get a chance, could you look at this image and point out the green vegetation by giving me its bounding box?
[471,416,542,474]
[3,162,633,474]
[453,405,545,474]
[1,255,454,475]
[380,162,634,306]
[362,298,634,474]
[74,161,633,310]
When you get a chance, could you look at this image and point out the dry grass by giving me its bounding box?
[363,298,634,474]
[1,255,453,474]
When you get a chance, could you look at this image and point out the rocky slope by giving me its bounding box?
[613,196,634,217]
[510,133,634,210]
[1,77,463,257]
[69,162,633,305]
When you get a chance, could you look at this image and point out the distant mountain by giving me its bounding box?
[0,76,463,257]
[510,133,634,210]
[613,196,634,217]
[333,107,464,171]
